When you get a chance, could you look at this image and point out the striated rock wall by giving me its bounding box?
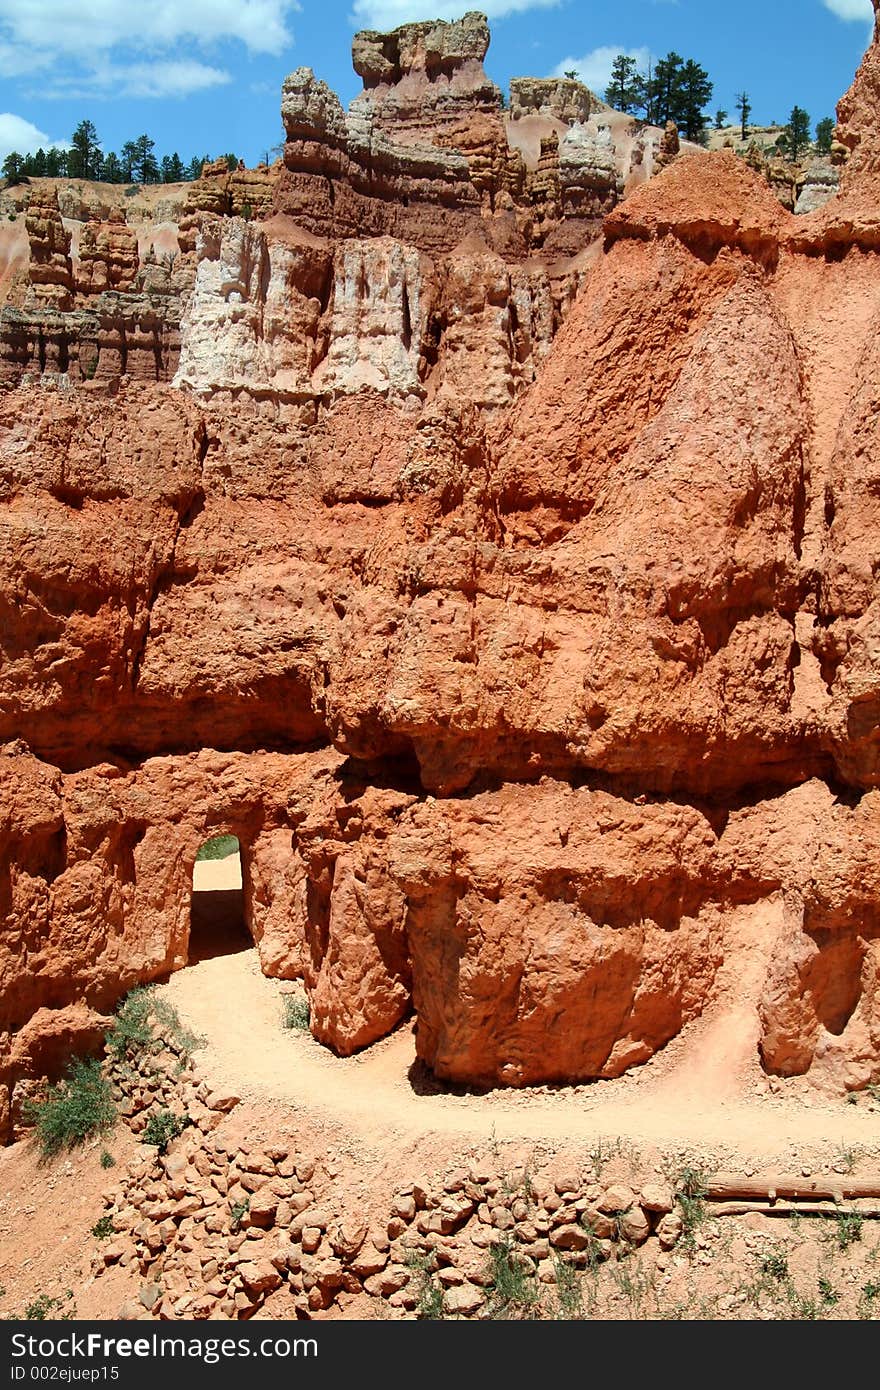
[77,213,140,295]
[4,736,880,1135]
[0,15,680,404]
[172,212,576,407]
[351,10,502,139]
[509,77,598,125]
[1,189,185,386]
[274,10,655,266]
[5,13,880,1110]
[23,188,75,308]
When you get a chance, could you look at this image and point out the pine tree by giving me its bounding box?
[815,117,834,154]
[45,147,67,176]
[102,152,124,183]
[69,119,101,180]
[131,134,159,183]
[31,148,48,176]
[735,91,752,143]
[649,52,685,126]
[638,52,712,140]
[161,153,186,183]
[2,152,25,183]
[714,109,728,130]
[120,141,138,182]
[637,58,653,121]
[783,106,811,163]
[604,54,642,114]
[186,155,208,180]
[678,58,713,143]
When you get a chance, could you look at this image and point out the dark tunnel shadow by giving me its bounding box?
[188,837,251,964]
[188,888,251,963]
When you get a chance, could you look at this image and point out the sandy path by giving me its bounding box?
[158,949,880,1167]
[192,855,242,892]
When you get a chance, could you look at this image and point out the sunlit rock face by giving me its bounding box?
[5,12,880,1131]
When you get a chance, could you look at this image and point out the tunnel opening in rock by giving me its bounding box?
[189,835,250,964]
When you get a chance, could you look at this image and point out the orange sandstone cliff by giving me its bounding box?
[2,10,880,1136]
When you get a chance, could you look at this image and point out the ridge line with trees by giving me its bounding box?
[602,55,834,165]
[2,119,243,186]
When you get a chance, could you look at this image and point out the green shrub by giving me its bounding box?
[91,1215,114,1240]
[403,1248,444,1319]
[835,1145,859,1174]
[196,834,239,862]
[150,994,202,1059]
[100,1149,116,1169]
[106,987,201,1064]
[787,1291,820,1320]
[229,1196,250,1231]
[24,1291,73,1320]
[553,1256,585,1318]
[416,1276,444,1319]
[282,996,311,1031]
[673,1164,709,1252]
[761,1252,789,1281]
[835,1212,863,1252]
[106,988,153,1060]
[142,1109,189,1154]
[487,1237,537,1318]
[26,1058,115,1158]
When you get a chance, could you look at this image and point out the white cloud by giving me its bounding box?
[47,61,232,101]
[551,46,652,98]
[0,0,299,97]
[0,39,44,77]
[350,0,559,28]
[0,112,65,162]
[0,1,299,57]
[821,0,874,18]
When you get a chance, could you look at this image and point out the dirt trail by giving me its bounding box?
[158,949,880,1167]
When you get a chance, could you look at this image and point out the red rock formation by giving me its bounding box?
[836,0,880,183]
[655,119,680,170]
[392,784,721,1084]
[5,14,880,1117]
[77,213,140,295]
[0,190,183,385]
[178,160,276,248]
[23,188,74,308]
[0,17,664,403]
[351,10,502,140]
[274,11,625,259]
[509,77,598,125]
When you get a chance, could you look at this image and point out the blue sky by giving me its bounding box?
[0,0,874,168]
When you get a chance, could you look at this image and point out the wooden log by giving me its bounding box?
[711,1200,880,1218]
[704,1175,880,1203]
